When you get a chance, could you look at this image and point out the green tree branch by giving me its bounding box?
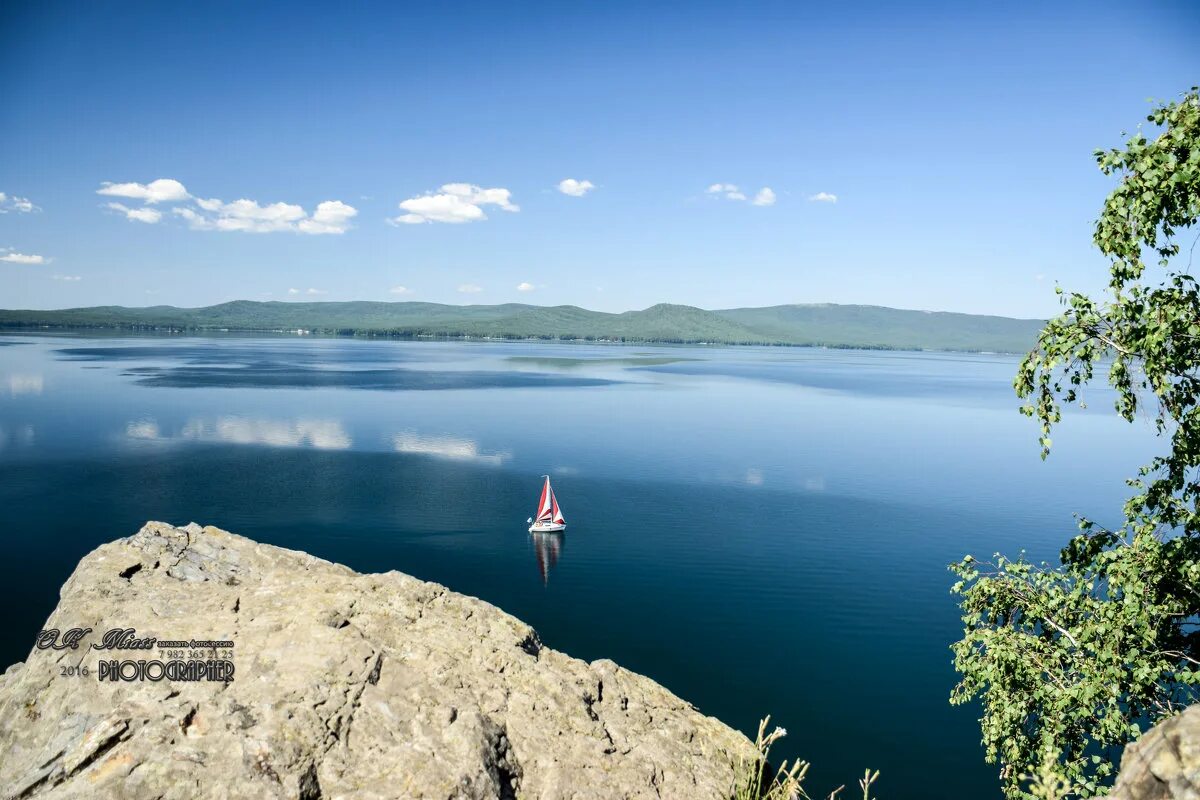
[951,88,1200,798]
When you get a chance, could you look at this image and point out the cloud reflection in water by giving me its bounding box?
[0,425,35,449]
[125,416,352,450]
[391,431,509,466]
[6,375,43,396]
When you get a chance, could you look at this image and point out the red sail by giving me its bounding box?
[550,489,565,525]
[536,476,554,522]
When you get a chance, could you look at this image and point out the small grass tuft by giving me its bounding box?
[1022,747,1078,800]
[731,717,879,800]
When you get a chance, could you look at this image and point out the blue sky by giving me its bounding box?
[1,1,1196,316]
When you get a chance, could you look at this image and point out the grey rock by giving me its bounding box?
[1111,704,1200,800]
[0,522,755,799]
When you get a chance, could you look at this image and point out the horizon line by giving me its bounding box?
[1,298,1050,322]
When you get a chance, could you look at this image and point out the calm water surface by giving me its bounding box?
[0,333,1155,798]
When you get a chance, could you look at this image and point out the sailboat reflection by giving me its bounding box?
[530,532,564,586]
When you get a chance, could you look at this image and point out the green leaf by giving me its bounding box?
[952,87,1200,799]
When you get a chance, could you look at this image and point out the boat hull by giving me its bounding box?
[528,522,566,533]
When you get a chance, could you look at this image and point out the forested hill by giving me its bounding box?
[0,300,1046,352]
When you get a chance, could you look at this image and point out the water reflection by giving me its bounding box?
[0,334,1148,798]
[125,416,352,450]
[391,432,509,465]
[530,531,564,586]
[6,375,43,397]
[125,420,161,440]
[506,355,699,369]
[125,364,621,391]
[0,424,35,449]
[57,343,623,391]
[58,344,420,365]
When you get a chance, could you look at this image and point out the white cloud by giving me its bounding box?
[808,192,837,203]
[297,200,357,234]
[98,178,356,235]
[707,183,776,204]
[52,274,81,282]
[457,283,483,294]
[287,288,300,295]
[389,285,413,295]
[516,282,536,292]
[705,183,772,203]
[557,179,595,197]
[392,183,518,224]
[0,192,38,213]
[171,207,202,225]
[392,432,509,466]
[752,187,776,207]
[106,202,162,224]
[305,288,327,295]
[0,250,47,265]
[706,183,746,201]
[183,197,356,234]
[182,198,308,233]
[97,178,190,204]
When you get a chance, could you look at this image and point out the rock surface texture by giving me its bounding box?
[1111,704,1200,800]
[0,522,754,799]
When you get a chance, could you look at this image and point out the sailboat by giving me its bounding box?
[527,475,566,533]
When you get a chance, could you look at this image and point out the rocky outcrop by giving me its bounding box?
[0,522,754,799]
[1111,705,1200,800]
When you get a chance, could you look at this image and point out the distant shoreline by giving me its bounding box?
[0,324,1029,355]
[0,299,1045,354]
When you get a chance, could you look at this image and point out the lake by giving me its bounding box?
[0,332,1155,798]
